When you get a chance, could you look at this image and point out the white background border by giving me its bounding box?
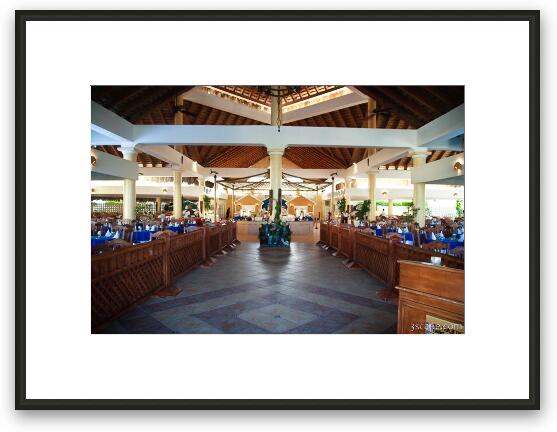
[5,1,557,430]
[23,18,530,401]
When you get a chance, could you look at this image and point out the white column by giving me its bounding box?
[269,85,283,217]
[330,176,335,220]
[411,150,429,227]
[213,175,218,222]
[388,198,394,217]
[198,176,205,216]
[155,196,161,214]
[269,150,283,216]
[367,171,377,222]
[345,177,351,212]
[121,147,137,221]
[173,170,182,219]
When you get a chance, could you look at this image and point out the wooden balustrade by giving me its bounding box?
[205,225,222,258]
[353,231,393,286]
[329,224,339,250]
[321,226,464,293]
[91,228,205,331]
[337,225,353,260]
[318,221,329,244]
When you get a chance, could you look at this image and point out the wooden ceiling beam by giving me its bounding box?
[354,86,425,128]
[126,86,195,122]
[375,86,433,123]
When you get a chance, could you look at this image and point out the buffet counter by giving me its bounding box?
[236,221,314,237]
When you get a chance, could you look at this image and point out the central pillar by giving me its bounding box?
[173,170,182,219]
[367,171,377,222]
[155,196,161,214]
[121,147,137,222]
[411,151,428,227]
[388,198,394,217]
[269,150,283,216]
[269,85,283,217]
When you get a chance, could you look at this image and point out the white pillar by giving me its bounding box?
[345,177,351,212]
[213,175,218,222]
[121,147,137,221]
[198,176,205,216]
[411,150,429,227]
[155,196,161,214]
[388,198,394,217]
[367,171,377,222]
[173,170,182,219]
[269,85,283,216]
[330,176,335,220]
[269,150,283,216]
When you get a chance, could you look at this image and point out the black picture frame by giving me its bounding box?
[15,9,540,410]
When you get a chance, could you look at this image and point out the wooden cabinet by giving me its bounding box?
[396,260,464,334]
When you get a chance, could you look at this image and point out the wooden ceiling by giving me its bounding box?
[92,85,463,169]
[355,86,464,128]
[384,150,461,171]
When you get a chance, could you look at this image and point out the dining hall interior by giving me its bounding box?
[91,85,465,335]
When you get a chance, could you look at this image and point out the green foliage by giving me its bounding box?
[354,200,371,221]
[376,200,413,207]
[456,199,464,217]
[203,195,212,211]
[274,200,282,222]
[400,206,419,223]
[336,197,347,213]
[259,216,292,247]
[135,202,155,215]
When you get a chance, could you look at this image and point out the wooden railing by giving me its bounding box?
[353,231,393,286]
[167,228,204,280]
[330,224,339,250]
[337,225,353,260]
[319,221,329,244]
[91,222,240,331]
[323,227,464,291]
[205,225,222,257]
[92,238,166,331]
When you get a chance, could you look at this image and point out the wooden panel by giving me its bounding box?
[398,260,464,302]
[396,261,464,334]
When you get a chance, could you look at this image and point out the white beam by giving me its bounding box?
[417,104,464,150]
[411,153,465,185]
[91,101,134,143]
[133,124,417,149]
[282,91,367,124]
[185,87,270,124]
[344,148,411,178]
[136,144,209,176]
[91,148,137,180]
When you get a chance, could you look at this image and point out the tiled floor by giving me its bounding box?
[100,235,398,334]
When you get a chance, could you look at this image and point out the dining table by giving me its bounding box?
[132,230,152,243]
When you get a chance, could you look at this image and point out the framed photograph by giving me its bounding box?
[15,10,539,409]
